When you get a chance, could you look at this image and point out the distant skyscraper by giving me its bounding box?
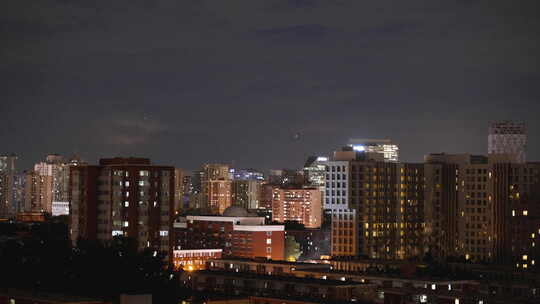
[0,154,17,218]
[229,168,265,181]
[231,179,261,210]
[270,186,322,228]
[488,121,526,163]
[23,170,53,213]
[202,164,232,215]
[348,139,399,162]
[268,169,305,186]
[32,154,82,215]
[303,156,328,190]
[191,170,203,194]
[174,168,184,213]
[228,168,264,211]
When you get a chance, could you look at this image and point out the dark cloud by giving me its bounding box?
[255,24,330,42]
[1,0,539,171]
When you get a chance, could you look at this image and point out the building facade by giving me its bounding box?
[69,157,175,261]
[488,121,526,163]
[173,248,222,271]
[324,158,357,257]
[424,153,540,268]
[202,164,232,215]
[232,179,261,210]
[174,206,285,260]
[0,154,17,218]
[348,139,399,163]
[229,168,265,181]
[29,154,85,215]
[268,169,305,187]
[270,187,322,229]
[325,147,425,260]
[174,168,184,213]
[23,170,54,213]
[303,156,328,190]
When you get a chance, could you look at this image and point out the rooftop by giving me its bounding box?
[210,257,331,268]
[0,290,107,304]
[99,157,150,165]
[192,270,367,287]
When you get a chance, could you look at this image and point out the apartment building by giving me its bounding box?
[69,157,175,261]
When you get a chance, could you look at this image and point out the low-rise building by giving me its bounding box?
[181,270,375,302]
[173,248,222,271]
[174,206,285,260]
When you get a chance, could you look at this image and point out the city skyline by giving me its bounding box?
[3,119,539,173]
[2,1,540,304]
[2,1,540,171]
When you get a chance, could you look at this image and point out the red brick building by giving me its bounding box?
[69,157,175,262]
[173,249,222,271]
[174,206,285,260]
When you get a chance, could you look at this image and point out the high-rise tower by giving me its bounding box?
[0,154,17,218]
[201,164,232,215]
[488,121,526,163]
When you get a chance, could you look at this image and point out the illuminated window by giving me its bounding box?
[123,221,129,227]
[431,284,436,290]
[266,238,272,245]
[512,210,516,217]
[523,255,528,261]
[124,201,129,207]
[523,210,528,216]
[125,181,130,187]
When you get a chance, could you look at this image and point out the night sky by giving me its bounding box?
[2,0,539,172]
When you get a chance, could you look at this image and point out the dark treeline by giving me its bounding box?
[0,220,189,303]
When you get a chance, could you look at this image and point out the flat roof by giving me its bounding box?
[210,257,331,268]
[292,269,479,284]
[190,270,368,287]
[0,290,105,303]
